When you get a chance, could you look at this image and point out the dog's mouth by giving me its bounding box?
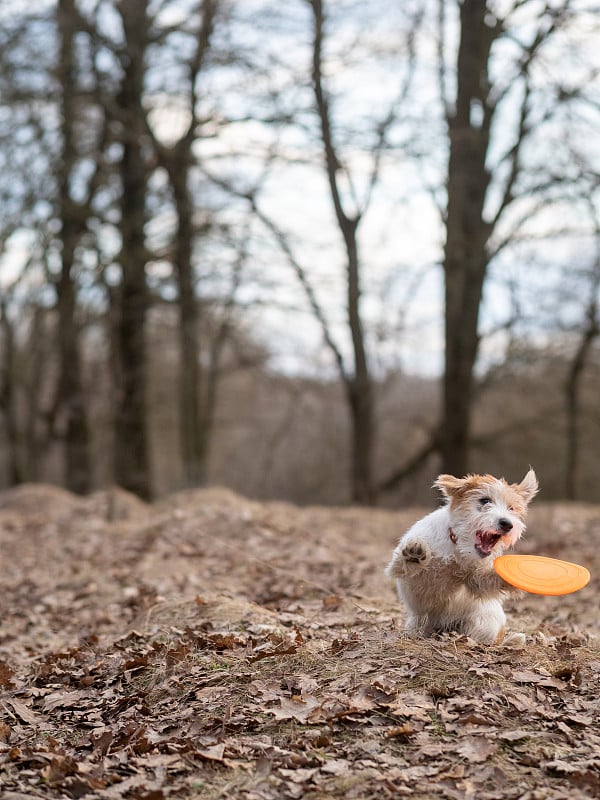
[475,530,503,558]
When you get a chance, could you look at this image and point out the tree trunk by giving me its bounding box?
[346,377,374,505]
[113,0,151,500]
[441,0,493,477]
[344,221,374,505]
[0,294,22,485]
[564,305,598,499]
[25,305,48,482]
[171,164,207,487]
[56,0,91,494]
[310,0,375,504]
[140,0,217,489]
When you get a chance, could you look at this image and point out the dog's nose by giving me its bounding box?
[498,518,513,532]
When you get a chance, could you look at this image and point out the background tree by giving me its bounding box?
[221,0,424,505]
[306,0,374,503]
[109,0,153,499]
[143,0,219,488]
[0,6,57,487]
[437,0,600,476]
[563,200,600,499]
[55,0,92,494]
[0,274,22,486]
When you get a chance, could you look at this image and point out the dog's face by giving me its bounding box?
[434,470,538,561]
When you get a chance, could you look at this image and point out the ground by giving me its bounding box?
[0,484,599,800]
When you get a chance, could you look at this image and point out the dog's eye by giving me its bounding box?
[479,497,492,506]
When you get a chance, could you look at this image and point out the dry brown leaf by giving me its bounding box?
[278,766,319,783]
[566,713,594,726]
[4,699,44,725]
[0,721,11,742]
[512,669,547,684]
[0,661,16,688]
[196,743,226,761]
[320,758,351,776]
[267,695,322,723]
[454,735,497,763]
[322,595,343,610]
[42,755,79,784]
[385,723,414,738]
[389,692,435,721]
[498,729,531,742]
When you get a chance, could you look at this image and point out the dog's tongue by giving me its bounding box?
[475,530,501,557]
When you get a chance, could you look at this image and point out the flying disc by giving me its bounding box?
[494,554,590,596]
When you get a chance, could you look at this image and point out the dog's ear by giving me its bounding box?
[434,474,467,498]
[516,468,539,504]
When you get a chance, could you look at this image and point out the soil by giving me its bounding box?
[1,483,599,799]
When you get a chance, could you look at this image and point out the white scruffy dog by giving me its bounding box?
[386,470,539,644]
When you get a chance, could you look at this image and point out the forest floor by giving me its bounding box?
[1,484,599,800]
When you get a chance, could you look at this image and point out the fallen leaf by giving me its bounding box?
[42,689,91,712]
[42,755,79,784]
[322,595,343,610]
[457,712,495,726]
[566,713,594,726]
[4,699,43,725]
[455,735,497,763]
[320,759,350,775]
[197,743,225,761]
[267,695,322,723]
[499,730,530,742]
[249,641,298,662]
[2,794,48,800]
[385,723,414,738]
[0,661,16,688]
[512,669,546,684]
[538,677,567,690]
[90,728,114,756]
[279,766,319,783]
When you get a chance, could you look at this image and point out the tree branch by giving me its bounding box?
[308,0,358,229]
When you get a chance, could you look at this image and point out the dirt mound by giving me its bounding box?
[79,487,151,522]
[0,484,599,799]
[0,482,79,517]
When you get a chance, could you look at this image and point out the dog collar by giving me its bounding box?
[449,527,457,544]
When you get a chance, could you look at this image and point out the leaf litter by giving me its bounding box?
[0,485,599,798]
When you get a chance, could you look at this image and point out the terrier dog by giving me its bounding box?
[386,470,539,644]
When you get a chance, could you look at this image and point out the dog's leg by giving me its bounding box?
[460,568,519,600]
[386,539,431,578]
[401,540,431,567]
[462,600,507,644]
[403,612,434,637]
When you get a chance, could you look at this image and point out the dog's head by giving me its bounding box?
[434,469,538,561]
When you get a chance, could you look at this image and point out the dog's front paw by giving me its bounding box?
[402,541,431,566]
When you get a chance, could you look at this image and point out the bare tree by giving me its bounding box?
[215,0,424,504]
[0,9,55,488]
[55,0,92,494]
[0,279,22,486]
[564,203,600,499]
[143,0,219,488]
[437,0,597,476]
[306,0,375,503]
[111,0,153,499]
[439,0,493,476]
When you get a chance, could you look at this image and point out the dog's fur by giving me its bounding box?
[386,470,539,644]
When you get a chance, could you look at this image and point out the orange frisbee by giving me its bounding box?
[494,554,590,596]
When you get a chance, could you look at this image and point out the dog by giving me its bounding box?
[385,470,539,644]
